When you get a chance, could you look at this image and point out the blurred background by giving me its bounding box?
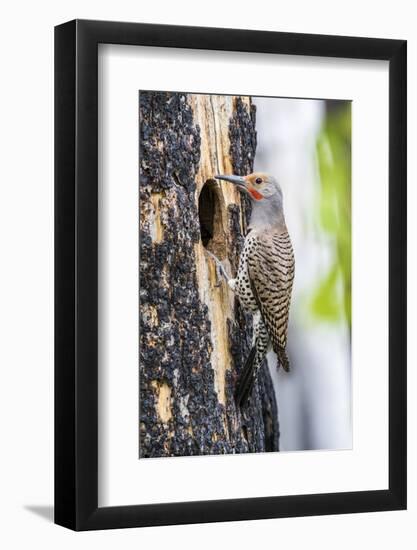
[253,97,352,451]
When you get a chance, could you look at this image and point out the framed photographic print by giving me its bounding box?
[55,19,407,530]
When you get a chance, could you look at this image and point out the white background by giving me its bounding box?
[0,1,415,548]
[99,46,388,506]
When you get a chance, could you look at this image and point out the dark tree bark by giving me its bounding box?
[139,91,279,458]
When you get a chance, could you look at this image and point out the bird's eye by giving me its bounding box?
[255,177,263,184]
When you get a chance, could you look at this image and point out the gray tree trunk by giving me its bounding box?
[139,91,279,458]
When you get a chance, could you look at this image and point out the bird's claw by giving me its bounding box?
[214,264,222,287]
[205,250,230,286]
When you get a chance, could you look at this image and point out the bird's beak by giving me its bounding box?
[214,174,247,192]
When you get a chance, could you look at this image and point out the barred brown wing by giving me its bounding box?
[247,231,295,355]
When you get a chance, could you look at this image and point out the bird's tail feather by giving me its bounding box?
[277,347,290,372]
[235,344,258,408]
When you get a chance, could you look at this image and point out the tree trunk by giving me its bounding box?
[139,91,279,458]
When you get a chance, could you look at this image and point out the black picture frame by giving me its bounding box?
[55,19,407,531]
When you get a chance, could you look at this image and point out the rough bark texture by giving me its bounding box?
[139,92,279,458]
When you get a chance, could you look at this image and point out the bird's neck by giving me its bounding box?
[248,200,286,233]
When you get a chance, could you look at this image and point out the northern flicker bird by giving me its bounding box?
[215,172,295,408]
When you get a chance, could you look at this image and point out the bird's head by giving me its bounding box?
[214,172,282,202]
[215,172,285,227]
[214,172,282,204]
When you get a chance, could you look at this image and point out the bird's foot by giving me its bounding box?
[228,278,237,292]
[205,250,230,287]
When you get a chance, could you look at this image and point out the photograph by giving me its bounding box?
[139,91,352,458]
[0,1,409,542]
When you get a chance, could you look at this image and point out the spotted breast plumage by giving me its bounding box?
[215,172,295,407]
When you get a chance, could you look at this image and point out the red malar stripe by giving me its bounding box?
[249,188,264,200]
